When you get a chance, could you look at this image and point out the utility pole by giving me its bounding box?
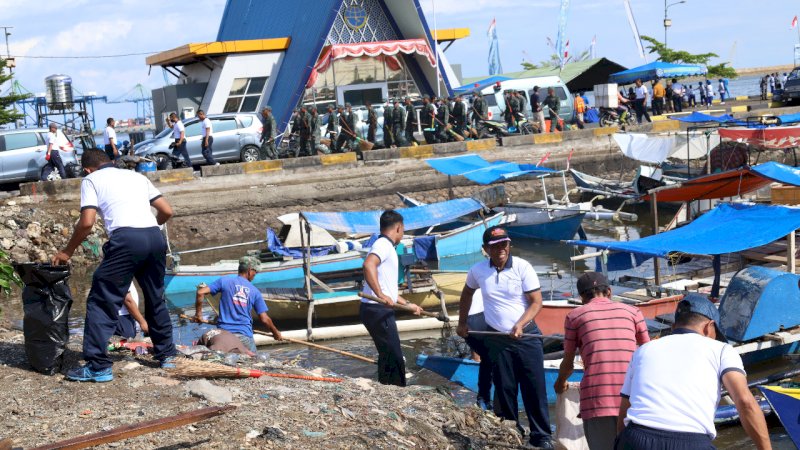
[663,1,686,48]
[0,26,12,73]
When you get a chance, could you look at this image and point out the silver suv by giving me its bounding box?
[133,113,263,169]
[0,128,80,183]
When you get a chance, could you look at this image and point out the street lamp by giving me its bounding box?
[664,0,686,48]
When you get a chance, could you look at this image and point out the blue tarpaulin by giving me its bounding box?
[453,76,512,96]
[671,111,740,124]
[778,113,800,125]
[751,161,800,185]
[302,198,483,234]
[609,61,707,85]
[425,154,558,185]
[568,203,800,258]
[266,228,335,258]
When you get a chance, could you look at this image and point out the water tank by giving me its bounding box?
[45,75,74,110]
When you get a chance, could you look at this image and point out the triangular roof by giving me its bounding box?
[461,58,627,93]
[216,0,453,134]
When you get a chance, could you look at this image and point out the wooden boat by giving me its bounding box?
[758,386,800,446]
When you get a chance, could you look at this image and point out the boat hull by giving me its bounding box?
[759,386,800,447]
[427,213,505,259]
[500,203,587,241]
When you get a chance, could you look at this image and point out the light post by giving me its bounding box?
[664,0,686,48]
[0,26,12,73]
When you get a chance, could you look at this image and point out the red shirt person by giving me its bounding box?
[554,272,649,450]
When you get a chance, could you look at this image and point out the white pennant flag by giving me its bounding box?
[623,0,647,61]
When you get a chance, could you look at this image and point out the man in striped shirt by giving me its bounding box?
[554,272,649,450]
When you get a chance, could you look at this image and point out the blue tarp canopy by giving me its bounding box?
[302,198,483,234]
[751,161,800,185]
[453,76,512,96]
[609,61,707,85]
[778,113,800,125]
[568,203,800,258]
[425,154,558,185]
[670,111,740,124]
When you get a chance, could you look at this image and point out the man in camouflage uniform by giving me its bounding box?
[259,107,278,160]
[392,99,406,147]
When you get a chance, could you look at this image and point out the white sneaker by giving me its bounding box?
[215,163,220,166]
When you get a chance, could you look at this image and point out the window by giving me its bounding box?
[213,118,238,133]
[484,95,498,107]
[238,116,254,128]
[223,77,268,113]
[3,132,40,151]
[184,121,202,138]
[554,87,568,101]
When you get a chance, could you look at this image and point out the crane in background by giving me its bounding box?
[107,83,154,126]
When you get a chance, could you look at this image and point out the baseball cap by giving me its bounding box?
[676,293,727,342]
[576,272,609,296]
[238,256,260,272]
[483,226,511,246]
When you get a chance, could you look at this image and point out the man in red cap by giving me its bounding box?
[554,272,650,450]
[457,226,553,449]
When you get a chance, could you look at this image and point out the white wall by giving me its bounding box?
[202,52,284,114]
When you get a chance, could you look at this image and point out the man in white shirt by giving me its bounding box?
[114,283,149,339]
[671,79,684,113]
[360,210,422,387]
[617,294,771,449]
[44,123,68,180]
[168,112,191,167]
[197,110,218,166]
[52,148,177,382]
[457,226,553,449]
[103,117,118,160]
[633,78,652,124]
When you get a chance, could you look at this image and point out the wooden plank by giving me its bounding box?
[31,406,235,450]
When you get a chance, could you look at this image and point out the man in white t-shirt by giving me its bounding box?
[197,110,218,166]
[168,112,191,167]
[114,283,149,339]
[633,78,652,124]
[617,293,771,449]
[52,148,177,382]
[360,210,422,387]
[44,123,68,180]
[103,117,118,160]
[457,226,552,449]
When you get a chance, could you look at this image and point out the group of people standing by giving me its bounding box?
[626,77,728,123]
[760,72,789,100]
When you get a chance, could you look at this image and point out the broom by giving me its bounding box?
[165,358,343,383]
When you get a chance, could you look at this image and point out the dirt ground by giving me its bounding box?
[0,324,527,449]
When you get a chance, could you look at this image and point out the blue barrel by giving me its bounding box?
[136,161,157,173]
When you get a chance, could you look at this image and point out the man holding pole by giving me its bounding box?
[360,210,422,387]
[457,226,553,449]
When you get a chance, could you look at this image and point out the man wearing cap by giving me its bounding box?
[422,96,436,144]
[553,272,650,450]
[470,91,488,130]
[194,256,282,352]
[361,210,422,387]
[451,94,467,137]
[382,99,395,148]
[403,98,419,145]
[616,293,771,449]
[260,107,278,160]
[392,99,406,147]
[325,105,339,153]
[457,226,553,449]
[336,103,357,152]
[365,101,378,145]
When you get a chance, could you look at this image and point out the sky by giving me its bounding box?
[2,0,799,126]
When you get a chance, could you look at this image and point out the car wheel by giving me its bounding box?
[65,163,83,178]
[41,167,61,182]
[154,154,172,171]
[240,145,261,163]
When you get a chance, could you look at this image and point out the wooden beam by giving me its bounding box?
[30,406,235,450]
[789,232,797,274]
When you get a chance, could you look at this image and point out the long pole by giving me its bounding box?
[663,0,668,47]
[0,26,12,75]
[432,0,440,98]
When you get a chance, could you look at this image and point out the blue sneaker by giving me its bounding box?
[160,356,178,369]
[65,364,113,382]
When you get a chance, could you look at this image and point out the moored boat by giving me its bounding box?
[758,386,800,446]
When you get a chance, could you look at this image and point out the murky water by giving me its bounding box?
[1,202,795,447]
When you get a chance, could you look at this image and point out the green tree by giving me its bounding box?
[640,36,738,79]
[0,58,29,126]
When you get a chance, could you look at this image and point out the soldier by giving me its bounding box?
[422,96,436,144]
[336,103,357,152]
[392,99,406,147]
[383,99,395,148]
[325,104,339,153]
[404,97,419,145]
[471,91,488,128]
[451,94,467,137]
[435,97,450,143]
[297,106,312,158]
[260,107,278,160]
[517,90,528,118]
[366,101,378,145]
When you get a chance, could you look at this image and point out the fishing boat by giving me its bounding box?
[423,154,635,241]
[758,386,800,446]
[417,354,771,424]
[165,198,493,296]
[569,166,675,201]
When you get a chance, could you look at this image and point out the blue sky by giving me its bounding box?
[2,0,798,124]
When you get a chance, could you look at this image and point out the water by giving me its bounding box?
[0,204,795,446]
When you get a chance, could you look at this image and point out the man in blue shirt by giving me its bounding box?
[194,256,282,351]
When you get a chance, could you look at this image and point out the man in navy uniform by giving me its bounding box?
[53,148,177,382]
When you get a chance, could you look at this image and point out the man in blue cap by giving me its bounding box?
[616,293,770,449]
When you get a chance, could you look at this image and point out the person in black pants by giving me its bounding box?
[197,110,217,165]
[465,310,493,410]
[52,148,177,382]
[360,210,422,386]
[44,123,67,180]
[457,226,553,449]
[168,113,191,167]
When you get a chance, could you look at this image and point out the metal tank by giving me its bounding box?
[45,74,74,110]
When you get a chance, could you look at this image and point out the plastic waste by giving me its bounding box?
[224,353,241,366]
[256,351,270,363]
[14,263,73,375]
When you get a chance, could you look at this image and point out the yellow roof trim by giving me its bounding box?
[146,38,291,66]
[432,28,470,42]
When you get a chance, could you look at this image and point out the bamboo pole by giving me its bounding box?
[650,191,662,292]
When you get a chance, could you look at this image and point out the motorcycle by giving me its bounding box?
[599,107,637,128]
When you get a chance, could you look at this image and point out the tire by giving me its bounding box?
[153,153,172,171]
[599,116,614,127]
[240,145,261,163]
[65,163,83,179]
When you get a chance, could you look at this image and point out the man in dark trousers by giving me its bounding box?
[457,226,553,449]
[52,149,177,382]
[392,99,406,147]
[260,107,278,160]
[168,113,191,167]
[297,106,312,157]
[382,99,394,148]
[422,96,436,144]
[325,105,339,153]
[360,210,422,386]
[365,101,378,145]
[336,103,356,152]
[543,88,562,132]
[451,94,467,137]
[471,91,488,129]
[435,97,450,143]
[404,97,419,145]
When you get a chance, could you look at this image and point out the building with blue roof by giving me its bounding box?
[146,0,468,136]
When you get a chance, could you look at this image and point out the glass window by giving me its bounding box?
[484,95,498,107]
[238,116,253,128]
[225,77,268,113]
[4,132,40,151]
[789,69,800,81]
[214,118,238,132]
[184,121,202,138]
[555,87,568,101]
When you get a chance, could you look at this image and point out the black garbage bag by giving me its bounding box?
[13,263,73,375]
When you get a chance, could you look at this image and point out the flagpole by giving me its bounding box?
[432,0,440,98]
